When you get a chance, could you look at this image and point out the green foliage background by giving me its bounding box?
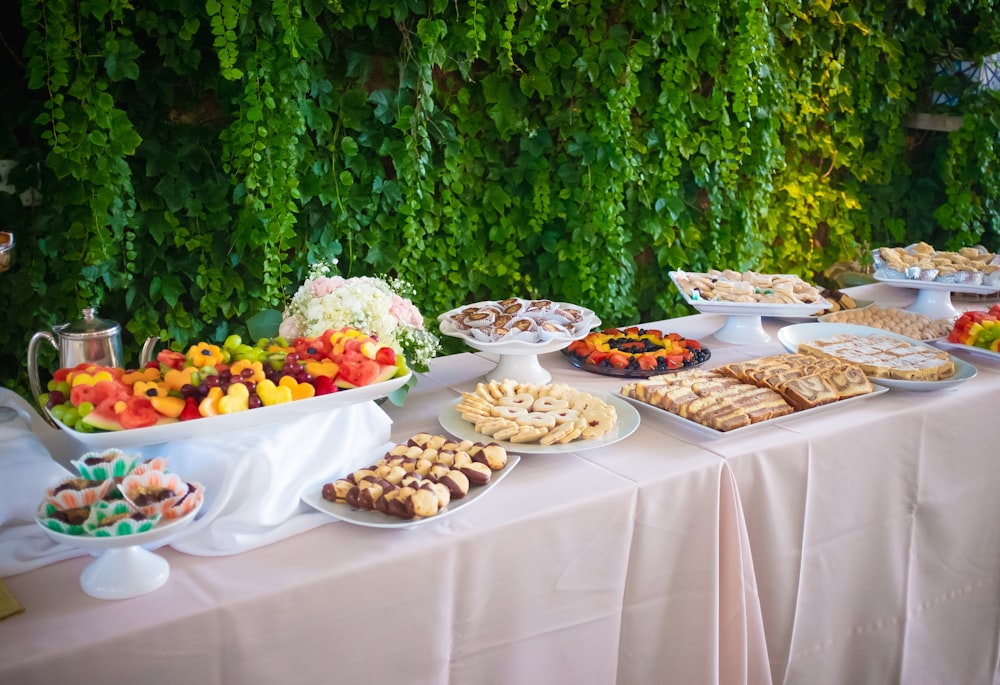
[2,0,999,402]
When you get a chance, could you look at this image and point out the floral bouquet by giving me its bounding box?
[278,261,441,372]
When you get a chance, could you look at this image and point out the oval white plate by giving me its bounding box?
[437,393,639,454]
[301,454,520,529]
[777,322,977,391]
[47,372,412,450]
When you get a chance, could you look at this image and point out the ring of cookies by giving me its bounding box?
[454,379,618,445]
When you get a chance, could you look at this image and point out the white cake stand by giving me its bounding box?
[38,500,202,600]
[459,337,584,384]
[438,303,600,384]
[874,275,1000,319]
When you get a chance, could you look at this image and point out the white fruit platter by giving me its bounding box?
[48,372,412,451]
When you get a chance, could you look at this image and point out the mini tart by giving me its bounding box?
[37,501,91,536]
[119,469,199,519]
[71,448,143,481]
[564,327,709,376]
[45,477,113,510]
[83,499,160,537]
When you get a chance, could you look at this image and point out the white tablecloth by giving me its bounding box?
[627,283,1000,685]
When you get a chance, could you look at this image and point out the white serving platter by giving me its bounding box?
[936,340,1000,363]
[616,384,889,439]
[46,372,412,450]
[437,393,639,454]
[301,454,520,529]
[777,322,978,391]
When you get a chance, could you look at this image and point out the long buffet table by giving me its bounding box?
[1,283,999,685]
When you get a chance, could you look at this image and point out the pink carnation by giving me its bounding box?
[389,294,424,328]
[310,276,345,298]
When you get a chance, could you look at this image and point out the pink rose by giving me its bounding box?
[389,294,424,328]
[310,276,345,298]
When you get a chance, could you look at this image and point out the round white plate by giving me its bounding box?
[437,393,640,454]
[47,372,412,450]
[777,322,978,391]
[301,454,520,529]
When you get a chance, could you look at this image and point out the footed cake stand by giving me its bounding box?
[459,337,575,384]
[874,275,999,319]
[38,501,202,600]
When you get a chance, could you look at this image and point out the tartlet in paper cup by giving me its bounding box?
[71,448,143,481]
[161,480,205,520]
[118,469,203,520]
[45,477,113,510]
[36,501,92,536]
[82,499,160,537]
[128,455,171,476]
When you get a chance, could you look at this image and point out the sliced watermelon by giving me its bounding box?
[335,358,381,388]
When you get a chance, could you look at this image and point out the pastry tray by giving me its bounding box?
[616,384,889,439]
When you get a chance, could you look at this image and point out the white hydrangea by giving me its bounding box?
[280,262,441,371]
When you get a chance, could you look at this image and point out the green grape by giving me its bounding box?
[54,381,71,396]
[39,392,49,408]
[77,401,94,417]
[75,420,94,433]
[223,334,242,350]
[49,404,67,422]
[46,379,57,392]
[62,411,79,428]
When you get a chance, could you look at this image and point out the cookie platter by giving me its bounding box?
[438,298,600,384]
[438,394,640,454]
[302,436,521,529]
[669,270,831,344]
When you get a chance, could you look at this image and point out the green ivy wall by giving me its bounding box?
[1,0,998,400]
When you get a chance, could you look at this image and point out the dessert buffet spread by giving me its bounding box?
[319,433,510,521]
[672,270,826,305]
[620,353,874,433]
[37,449,203,537]
[454,380,618,445]
[797,333,954,381]
[819,306,953,340]
[438,298,594,343]
[873,242,1000,286]
[563,327,710,377]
